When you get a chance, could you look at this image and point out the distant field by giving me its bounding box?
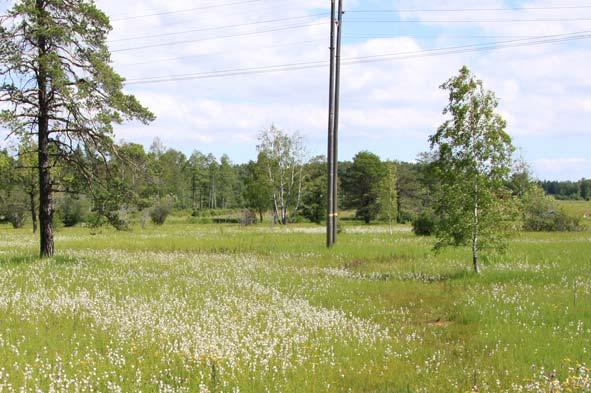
[1,223,590,392]
[557,200,591,228]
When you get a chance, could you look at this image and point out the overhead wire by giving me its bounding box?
[109,12,329,43]
[111,21,326,53]
[346,17,591,23]
[111,0,266,22]
[122,31,591,85]
[348,5,591,13]
[114,39,325,67]
[110,14,591,53]
[343,31,591,63]
[114,30,585,67]
[345,34,559,39]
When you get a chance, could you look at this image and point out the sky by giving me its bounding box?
[1,0,590,180]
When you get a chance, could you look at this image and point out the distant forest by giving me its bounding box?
[539,180,591,201]
[1,130,589,230]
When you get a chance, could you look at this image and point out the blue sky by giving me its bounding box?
[1,0,590,180]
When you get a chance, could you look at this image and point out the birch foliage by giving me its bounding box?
[429,66,517,273]
[256,125,305,225]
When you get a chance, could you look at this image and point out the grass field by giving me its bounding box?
[0,222,590,392]
[558,200,591,229]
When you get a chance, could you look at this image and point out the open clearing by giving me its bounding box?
[1,224,590,392]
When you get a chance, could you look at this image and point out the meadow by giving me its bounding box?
[558,200,591,229]
[0,220,590,392]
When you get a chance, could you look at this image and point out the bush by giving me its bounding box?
[241,210,257,226]
[412,212,436,236]
[61,196,89,227]
[524,209,580,232]
[2,194,28,229]
[397,210,416,224]
[106,211,131,231]
[150,201,172,225]
[7,211,26,229]
[86,212,105,228]
[187,216,212,224]
[523,187,581,232]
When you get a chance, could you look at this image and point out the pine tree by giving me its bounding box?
[1,0,154,257]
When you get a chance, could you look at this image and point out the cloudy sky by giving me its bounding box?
[2,0,590,180]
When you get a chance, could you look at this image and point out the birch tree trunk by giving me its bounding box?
[472,182,480,274]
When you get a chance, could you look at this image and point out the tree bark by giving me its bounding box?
[472,183,480,274]
[37,0,54,258]
[472,228,480,274]
[29,191,37,234]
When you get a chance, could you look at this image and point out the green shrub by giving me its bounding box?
[61,197,90,227]
[7,211,26,229]
[524,209,580,232]
[412,212,436,236]
[150,202,172,225]
[397,210,416,224]
[106,212,131,231]
[85,212,105,228]
[1,192,28,229]
[523,187,581,232]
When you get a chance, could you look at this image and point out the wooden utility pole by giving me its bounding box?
[327,0,343,248]
[327,0,336,247]
[332,0,343,244]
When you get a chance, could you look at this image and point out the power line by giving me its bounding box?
[343,32,591,63]
[344,34,565,39]
[111,0,266,22]
[346,17,591,23]
[125,60,327,83]
[109,13,329,43]
[123,31,591,85]
[115,39,324,67]
[348,5,591,13]
[111,21,326,53]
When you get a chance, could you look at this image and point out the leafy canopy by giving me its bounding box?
[429,66,517,270]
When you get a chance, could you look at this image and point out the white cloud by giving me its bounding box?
[533,157,591,181]
[1,0,588,179]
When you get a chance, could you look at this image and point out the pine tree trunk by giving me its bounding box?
[38,114,54,258]
[29,191,37,234]
[37,0,54,258]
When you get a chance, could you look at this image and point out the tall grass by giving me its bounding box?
[0,222,590,392]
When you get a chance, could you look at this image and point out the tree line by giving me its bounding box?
[1,121,583,233]
[539,180,591,201]
[0,129,417,230]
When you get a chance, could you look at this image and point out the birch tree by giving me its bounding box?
[257,125,305,225]
[1,0,154,257]
[429,66,516,274]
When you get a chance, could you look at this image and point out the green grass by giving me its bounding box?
[557,199,591,229]
[0,222,590,392]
